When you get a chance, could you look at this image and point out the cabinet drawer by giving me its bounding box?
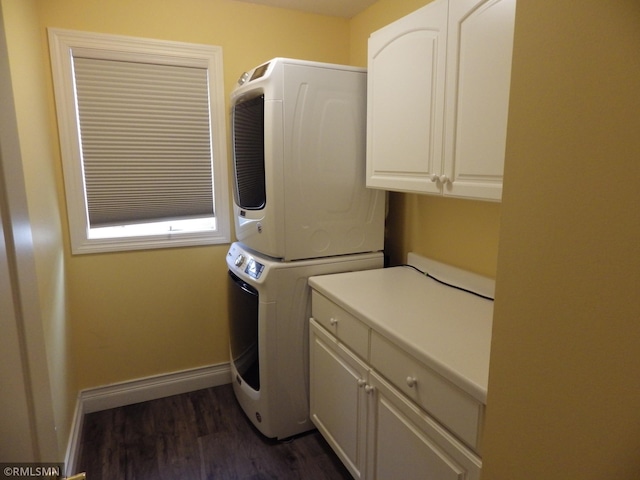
[311,291,369,359]
[370,331,483,452]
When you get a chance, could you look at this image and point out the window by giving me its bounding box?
[48,29,230,254]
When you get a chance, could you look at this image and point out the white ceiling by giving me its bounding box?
[232,0,378,18]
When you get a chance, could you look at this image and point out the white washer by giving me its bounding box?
[226,242,383,439]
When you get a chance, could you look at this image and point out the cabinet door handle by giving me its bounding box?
[439,174,450,185]
[430,174,439,182]
[357,378,366,388]
[329,317,338,326]
[364,385,375,394]
[406,376,418,388]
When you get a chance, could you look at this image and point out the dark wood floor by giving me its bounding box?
[77,384,352,480]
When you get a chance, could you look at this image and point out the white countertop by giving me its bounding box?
[308,265,494,403]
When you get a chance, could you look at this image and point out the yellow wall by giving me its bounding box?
[350,0,501,277]
[2,0,71,457]
[37,0,350,104]
[482,1,640,478]
[0,0,350,454]
[34,0,351,394]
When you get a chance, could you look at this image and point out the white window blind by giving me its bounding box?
[74,57,214,227]
[48,29,230,254]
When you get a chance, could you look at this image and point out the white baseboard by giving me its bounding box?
[65,362,231,476]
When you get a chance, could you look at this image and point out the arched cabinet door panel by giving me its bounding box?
[444,0,517,201]
[367,0,516,202]
[366,0,447,194]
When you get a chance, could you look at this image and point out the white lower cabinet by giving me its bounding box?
[310,314,482,480]
[367,371,481,480]
[310,319,368,478]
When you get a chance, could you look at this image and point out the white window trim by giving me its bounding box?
[48,28,230,254]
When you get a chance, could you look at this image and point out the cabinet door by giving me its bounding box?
[367,372,482,480]
[443,0,516,201]
[366,0,447,194]
[309,320,369,479]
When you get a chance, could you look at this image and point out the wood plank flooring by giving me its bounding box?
[77,384,352,480]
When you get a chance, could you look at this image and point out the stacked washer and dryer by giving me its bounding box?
[226,58,385,439]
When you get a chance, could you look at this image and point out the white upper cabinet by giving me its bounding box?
[367,0,447,195]
[367,0,516,201]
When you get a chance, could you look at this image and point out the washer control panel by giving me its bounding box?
[234,254,246,267]
[244,258,265,279]
[227,244,266,280]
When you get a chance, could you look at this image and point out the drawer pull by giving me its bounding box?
[329,317,338,326]
[406,376,418,388]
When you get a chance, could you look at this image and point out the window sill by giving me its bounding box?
[71,229,230,255]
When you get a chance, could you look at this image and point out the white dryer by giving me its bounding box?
[230,58,385,261]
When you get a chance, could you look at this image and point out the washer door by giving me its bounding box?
[227,271,260,390]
